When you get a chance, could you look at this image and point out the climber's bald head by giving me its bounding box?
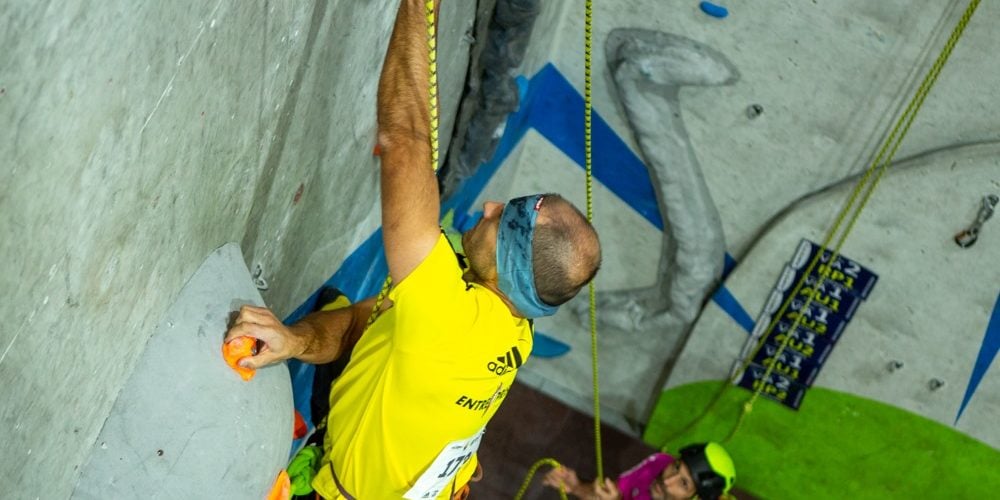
[529,194,601,307]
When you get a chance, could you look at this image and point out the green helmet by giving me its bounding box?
[679,442,736,499]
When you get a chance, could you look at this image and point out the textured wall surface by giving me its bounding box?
[668,144,1000,448]
[2,0,997,496]
[72,244,292,499]
[0,0,475,496]
[466,0,1000,452]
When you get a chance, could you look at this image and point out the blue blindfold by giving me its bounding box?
[496,194,559,318]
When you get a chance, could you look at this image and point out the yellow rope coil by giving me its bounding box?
[514,459,568,500]
[724,0,981,442]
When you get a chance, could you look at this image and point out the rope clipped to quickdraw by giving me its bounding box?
[514,1,602,497]
[367,0,442,328]
[721,0,981,443]
[515,459,569,500]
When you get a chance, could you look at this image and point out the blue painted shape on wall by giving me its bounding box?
[442,63,751,331]
[712,285,755,334]
[284,229,389,327]
[442,63,661,229]
[533,331,572,358]
[526,66,663,228]
[956,291,1000,424]
[723,253,737,279]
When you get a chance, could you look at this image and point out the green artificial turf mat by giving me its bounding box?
[643,381,1000,499]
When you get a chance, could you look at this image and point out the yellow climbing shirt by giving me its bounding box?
[313,234,532,499]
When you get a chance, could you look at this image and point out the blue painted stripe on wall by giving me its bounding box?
[282,229,389,438]
[442,63,750,332]
[723,253,737,279]
[712,285,756,333]
[442,64,662,228]
[956,290,1000,424]
[519,64,750,331]
[526,65,663,229]
[283,229,389,326]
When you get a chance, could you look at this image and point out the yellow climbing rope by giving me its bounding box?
[514,0,603,497]
[367,0,442,328]
[722,0,981,443]
[515,458,569,500]
[584,0,604,484]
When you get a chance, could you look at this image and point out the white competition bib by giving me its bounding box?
[403,427,484,499]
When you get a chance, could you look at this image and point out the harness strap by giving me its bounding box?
[327,462,482,499]
[450,462,483,500]
[329,463,356,500]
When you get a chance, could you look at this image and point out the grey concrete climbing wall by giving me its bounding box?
[0,0,476,497]
[72,244,293,499]
[465,0,1000,452]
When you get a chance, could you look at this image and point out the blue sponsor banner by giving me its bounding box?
[789,239,879,299]
[783,294,852,336]
[751,336,833,387]
[779,265,864,319]
[770,318,841,358]
[771,314,847,347]
[736,362,808,410]
[736,239,879,409]
[757,287,851,341]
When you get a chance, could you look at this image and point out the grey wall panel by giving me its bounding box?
[73,243,292,499]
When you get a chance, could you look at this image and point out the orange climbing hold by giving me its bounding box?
[222,336,257,381]
[266,469,291,500]
[293,410,308,439]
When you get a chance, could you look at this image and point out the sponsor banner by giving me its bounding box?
[783,294,851,335]
[736,362,808,410]
[772,314,846,347]
[739,310,846,364]
[757,288,850,341]
[731,239,879,409]
[777,265,864,319]
[788,239,879,299]
[750,336,833,387]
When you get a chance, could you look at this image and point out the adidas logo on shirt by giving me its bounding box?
[486,346,523,375]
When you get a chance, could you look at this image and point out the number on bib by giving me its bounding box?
[403,428,484,499]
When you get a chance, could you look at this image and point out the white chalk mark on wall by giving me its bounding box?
[138,0,225,138]
[0,256,64,368]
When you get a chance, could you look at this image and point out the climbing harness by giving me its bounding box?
[514,0,603,497]
[721,0,982,443]
[366,0,442,329]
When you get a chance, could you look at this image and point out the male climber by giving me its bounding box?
[223,0,601,497]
